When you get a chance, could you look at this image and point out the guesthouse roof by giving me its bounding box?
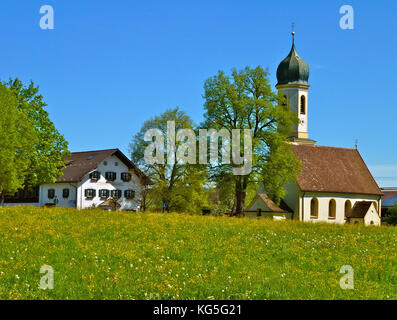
[56,149,147,183]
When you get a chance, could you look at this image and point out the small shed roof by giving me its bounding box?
[347,201,374,218]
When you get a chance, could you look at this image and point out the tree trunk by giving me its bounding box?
[234,175,249,216]
[141,193,146,212]
[0,191,4,207]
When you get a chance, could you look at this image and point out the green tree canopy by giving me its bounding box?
[384,204,397,225]
[0,83,37,202]
[0,79,69,203]
[202,66,301,215]
[5,78,69,187]
[129,107,209,213]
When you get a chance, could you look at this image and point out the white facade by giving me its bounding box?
[277,85,309,139]
[7,154,143,211]
[363,203,381,226]
[40,183,77,208]
[282,184,382,224]
[76,155,142,210]
[245,197,291,220]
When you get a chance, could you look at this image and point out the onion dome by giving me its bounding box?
[276,32,309,86]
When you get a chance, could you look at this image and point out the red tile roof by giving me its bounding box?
[56,149,147,183]
[290,144,382,195]
[382,191,397,201]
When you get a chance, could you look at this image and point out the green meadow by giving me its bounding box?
[0,207,396,300]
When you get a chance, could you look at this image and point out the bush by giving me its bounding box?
[384,204,397,225]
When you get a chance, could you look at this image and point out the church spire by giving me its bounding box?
[291,22,295,44]
[275,30,315,144]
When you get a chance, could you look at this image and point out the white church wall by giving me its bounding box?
[297,88,308,135]
[301,193,380,224]
[279,87,309,137]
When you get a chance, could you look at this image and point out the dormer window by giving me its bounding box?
[105,172,116,181]
[85,189,96,198]
[111,190,122,199]
[124,190,135,199]
[121,172,132,182]
[89,171,101,181]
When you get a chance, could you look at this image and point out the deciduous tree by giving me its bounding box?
[5,78,69,187]
[129,108,209,213]
[0,84,37,203]
[202,66,300,215]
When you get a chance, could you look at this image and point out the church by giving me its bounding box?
[245,32,383,226]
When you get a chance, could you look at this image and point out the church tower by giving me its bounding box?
[276,31,315,144]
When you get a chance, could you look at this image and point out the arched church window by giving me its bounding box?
[300,95,306,114]
[310,198,318,218]
[329,199,336,219]
[344,200,352,220]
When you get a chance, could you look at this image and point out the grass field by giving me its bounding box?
[0,207,396,300]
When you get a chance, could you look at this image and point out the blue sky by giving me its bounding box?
[0,1,396,187]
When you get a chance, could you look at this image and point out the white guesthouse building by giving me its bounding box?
[245,33,383,226]
[4,149,147,211]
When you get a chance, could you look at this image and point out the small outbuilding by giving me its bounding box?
[346,201,381,226]
[245,194,293,220]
